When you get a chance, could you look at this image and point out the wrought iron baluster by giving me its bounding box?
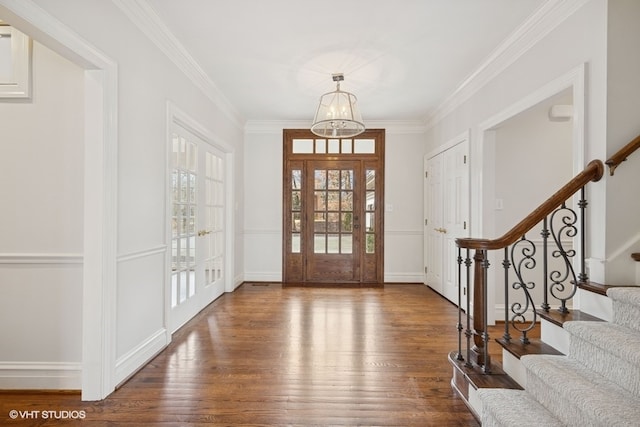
[456,247,464,361]
[464,249,472,368]
[502,247,511,342]
[578,186,589,284]
[481,252,491,373]
[541,216,550,311]
[510,235,538,344]
[549,202,578,313]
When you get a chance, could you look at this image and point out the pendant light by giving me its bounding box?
[310,73,365,138]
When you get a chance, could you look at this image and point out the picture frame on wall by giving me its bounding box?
[0,24,31,98]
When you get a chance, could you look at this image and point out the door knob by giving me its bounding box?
[197,230,212,236]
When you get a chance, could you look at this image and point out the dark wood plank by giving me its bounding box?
[0,284,479,426]
[537,308,604,327]
[578,281,612,296]
[496,337,563,359]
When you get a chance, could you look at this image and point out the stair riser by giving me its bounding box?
[502,350,527,387]
[577,288,612,321]
[612,300,640,334]
[540,319,569,354]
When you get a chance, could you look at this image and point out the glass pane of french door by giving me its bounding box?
[202,149,225,289]
[171,133,197,309]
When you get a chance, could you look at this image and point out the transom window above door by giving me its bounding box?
[292,138,376,154]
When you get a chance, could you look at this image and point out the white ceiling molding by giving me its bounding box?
[424,0,591,130]
[112,0,245,130]
[244,120,427,135]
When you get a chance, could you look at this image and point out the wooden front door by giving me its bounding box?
[283,129,384,284]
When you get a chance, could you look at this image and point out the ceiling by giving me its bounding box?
[145,0,546,124]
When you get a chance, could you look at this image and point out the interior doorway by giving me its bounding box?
[283,129,385,284]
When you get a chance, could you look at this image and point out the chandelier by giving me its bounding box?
[310,73,365,138]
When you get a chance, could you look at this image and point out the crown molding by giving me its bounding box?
[425,0,591,130]
[244,119,427,135]
[112,0,245,130]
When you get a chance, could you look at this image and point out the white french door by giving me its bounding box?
[169,124,225,333]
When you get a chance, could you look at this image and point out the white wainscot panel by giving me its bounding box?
[0,255,83,389]
[244,230,282,282]
[116,247,168,383]
[384,230,424,282]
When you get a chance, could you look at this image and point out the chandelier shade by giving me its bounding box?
[311,74,365,138]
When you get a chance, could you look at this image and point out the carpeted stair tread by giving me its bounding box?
[522,354,640,426]
[607,287,640,333]
[477,388,563,427]
[564,320,640,396]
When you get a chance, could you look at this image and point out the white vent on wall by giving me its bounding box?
[548,105,573,122]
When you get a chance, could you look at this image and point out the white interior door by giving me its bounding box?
[442,141,469,303]
[169,125,226,333]
[424,154,443,294]
[424,139,469,304]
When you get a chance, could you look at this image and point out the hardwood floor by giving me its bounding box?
[0,284,486,426]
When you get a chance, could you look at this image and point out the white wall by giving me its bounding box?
[244,125,425,283]
[490,96,573,316]
[493,96,573,235]
[243,129,283,282]
[0,41,84,388]
[383,131,425,282]
[602,0,640,285]
[425,1,611,305]
[1,0,244,394]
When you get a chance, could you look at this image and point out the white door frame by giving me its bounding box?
[475,63,586,323]
[0,0,119,400]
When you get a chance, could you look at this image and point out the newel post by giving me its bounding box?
[470,249,490,370]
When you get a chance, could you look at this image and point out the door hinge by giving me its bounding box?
[463,155,467,164]
[463,221,467,230]
[424,266,428,274]
[425,171,428,178]
[425,219,428,226]
[463,287,466,296]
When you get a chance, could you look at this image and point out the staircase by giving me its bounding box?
[448,135,640,424]
[479,287,640,426]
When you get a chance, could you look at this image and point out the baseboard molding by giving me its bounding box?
[244,273,424,284]
[115,328,168,386]
[384,272,425,283]
[232,273,244,291]
[243,272,283,282]
[0,362,81,389]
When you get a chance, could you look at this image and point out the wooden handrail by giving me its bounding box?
[605,134,640,176]
[456,159,604,251]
